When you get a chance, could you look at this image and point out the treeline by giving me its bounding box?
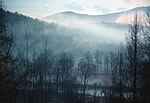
[104,14,150,103]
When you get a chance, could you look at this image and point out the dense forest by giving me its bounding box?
[4,9,120,58]
[0,0,150,103]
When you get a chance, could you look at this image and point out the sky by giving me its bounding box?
[4,0,150,18]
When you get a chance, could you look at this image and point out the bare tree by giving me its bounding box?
[58,52,75,102]
[78,52,97,103]
[0,1,17,102]
[125,13,142,103]
[94,50,103,74]
[140,13,150,103]
[110,50,126,103]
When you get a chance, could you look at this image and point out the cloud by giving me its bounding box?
[5,0,150,18]
[123,0,131,3]
[117,8,126,11]
[94,5,110,14]
[122,0,150,6]
[42,4,50,10]
[64,2,84,11]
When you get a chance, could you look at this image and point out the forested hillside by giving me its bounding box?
[0,1,150,103]
[5,11,120,59]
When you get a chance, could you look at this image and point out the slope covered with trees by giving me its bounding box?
[0,0,150,103]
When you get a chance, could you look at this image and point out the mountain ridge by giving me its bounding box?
[4,10,121,59]
[44,6,150,24]
[45,6,150,17]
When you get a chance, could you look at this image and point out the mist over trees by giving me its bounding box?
[0,0,150,103]
[4,7,123,59]
[104,13,150,103]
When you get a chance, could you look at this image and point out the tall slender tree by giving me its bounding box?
[78,52,97,103]
[125,13,142,103]
[0,0,16,102]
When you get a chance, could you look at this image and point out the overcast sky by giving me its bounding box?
[5,0,150,18]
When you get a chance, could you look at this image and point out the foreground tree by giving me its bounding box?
[106,13,146,103]
[125,14,142,103]
[78,52,97,103]
[110,50,126,103]
[94,50,103,74]
[0,0,16,102]
[140,13,150,103]
[57,52,77,103]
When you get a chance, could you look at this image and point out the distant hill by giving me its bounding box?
[6,7,149,59]
[5,10,121,59]
[44,6,150,24]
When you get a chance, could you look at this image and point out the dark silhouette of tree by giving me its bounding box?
[110,50,126,103]
[125,14,142,103]
[140,13,150,103]
[57,52,76,103]
[94,50,103,74]
[78,52,97,103]
[0,0,16,102]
